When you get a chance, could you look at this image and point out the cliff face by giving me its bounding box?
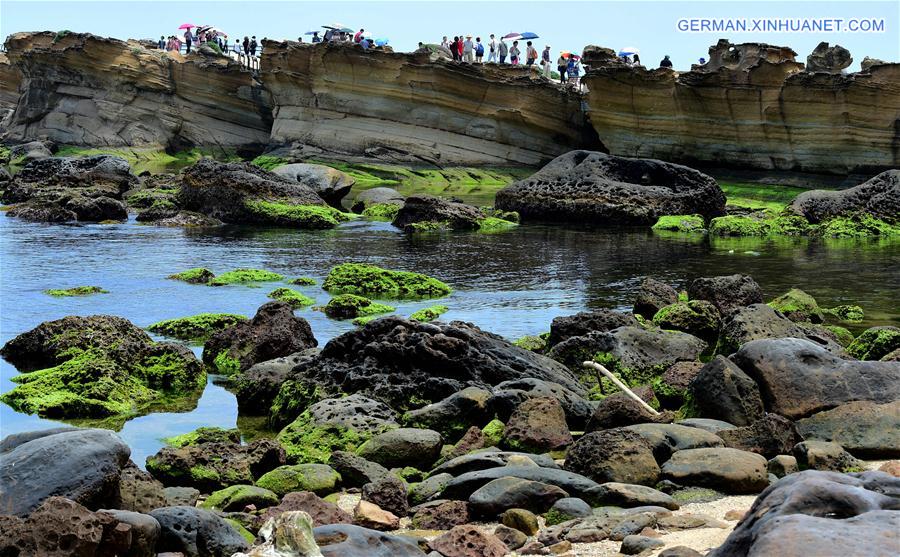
[260,41,598,165]
[0,52,22,127]
[582,40,900,175]
[1,32,272,150]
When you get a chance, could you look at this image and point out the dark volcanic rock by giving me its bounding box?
[362,474,410,517]
[548,308,639,347]
[623,423,725,463]
[356,428,443,469]
[686,274,763,315]
[428,524,508,557]
[796,400,900,458]
[718,303,846,355]
[262,491,352,524]
[392,193,486,231]
[586,387,669,431]
[718,414,802,458]
[469,476,569,516]
[593,482,679,510]
[792,440,862,472]
[150,506,249,557]
[232,350,318,416]
[633,277,679,319]
[441,466,604,504]
[564,428,661,486]
[272,163,355,208]
[660,447,769,494]
[502,396,573,452]
[688,356,765,427]
[203,301,317,375]
[117,462,167,513]
[495,150,726,224]
[403,386,492,440]
[430,449,559,477]
[730,337,900,420]
[411,500,470,530]
[0,428,130,516]
[269,317,586,418]
[790,169,899,224]
[709,470,900,557]
[328,451,390,487]
[314,523,427,557]
[806,42,852,73]
[489,378,595,430]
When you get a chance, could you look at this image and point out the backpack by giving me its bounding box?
[476,43,484,55]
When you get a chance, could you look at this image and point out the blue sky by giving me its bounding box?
[2,0,897,71]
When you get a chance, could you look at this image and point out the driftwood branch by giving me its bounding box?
[583,360,660,416]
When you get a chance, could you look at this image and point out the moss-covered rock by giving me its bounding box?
[824,305,865,323]
[709,212,812,237]
[652,214,705,233]
[847,326,900,361]
[409,305,449,322]
[825,325,855,348]
[768,288,824,323]
[148,313,247,343]
[652,300,720,342]
[476,216,518,232]
[164,426,241,447]
[818,215,900,238]
[267,288,315,308]
[0,315,204,420]
[255,464,341,496]
[43,286,108,297]
[481,419,505,447]
[361,203,401,221]
[512,334,549,353]
[288,277,317,286]
[168,267,215,284]
[276,410,368,464]
[208,268,285,286]
[320,294,395,320]
[200,484,280,511]
[251,155,289,170]
[244,201,355,229]
[322,263,451,299]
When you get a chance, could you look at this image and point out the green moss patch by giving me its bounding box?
[320,294,395,320]
[288,277,317,286]
[768,288,824,323]
[267,288,315,308]
[476,216,518,232]
[250,155,289,170]
[652,214,705,233]
[409,305,449,322]
[255,464,341,496]
[825,325,855,348]
[208,268,285,286]
[164,426,241,447]
[268,381,327,430]
[481,419,505,447]
[148,313,247,343]
[276,410,368,464]
[211,350,242,376]
[818,215,900,238]
[201,484,279,511]
[361,203,401,221]
[54,145,237,174]
[44,286,108,297]
[168,268,215,284]
[244,200,355,229]
[323,263,451,299]
[513,334,549,353]
[824,305,864,323]
[847,327,900,361]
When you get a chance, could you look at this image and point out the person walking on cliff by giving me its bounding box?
[525,41,537,66]
[487,34,498,63]
[498,38,508,64]
[475,37,484,63]
[158,35,166,50]
[463,35,474,63]
[250,36,258,57]
[659,54,672,68]
[183,28,193,54]
[557,52,568,83]
[509,41,520,65]
[456,35,464,61]
[354,29,364,43]
[441,36,449,50]
[541,45,552,77]
[450,36,460,61]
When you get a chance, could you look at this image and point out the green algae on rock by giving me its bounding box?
[653,300,721,342]
[322,263,451,299]
[243,200,355,229]
[817,215,900,238]
[768,288,824,323]
[201,484,280,512]
[476,216,518,233]
[276,410,368,464]
[652,214,705,233]
[168,267,216,284]
[847,326,900,361]
[0,315,205,421]
[481,419,505,447]
[825,325,855,348]
[409,305,449,322]
[208,268,285,286]
[361,203,401,221]
[44,286,108,297]
[255,463,341,497]
[250,155,289,170]
[288,277,317,286]
[824,305,865,323]
[321,294,395,320]
[148,313,247,343]
[267,287,315,308]
[165,426,241,447]
[512,334,549,354]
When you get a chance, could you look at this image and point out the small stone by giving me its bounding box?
[547,540,572,554]
[767,455,799,478]
[428,525,508,557]
[352,500,399,531]
[411,500,470,530]
[878,461,900,477]
[501,508,540,536]
[621,534,665,554]
[549,497,592,520]
[724,509,746,521]
[659,547,704,557]
[494,524,528,550]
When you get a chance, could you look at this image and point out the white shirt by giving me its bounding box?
[463,39,474,53]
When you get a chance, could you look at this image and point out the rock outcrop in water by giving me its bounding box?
[582,39,900,174]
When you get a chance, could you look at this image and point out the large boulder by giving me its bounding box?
[391,194,486,231]
[564,428,660,486]
[789,169,899,224]
[468,476,569,517]
[429,449,559,477]
[356,428,443,469]
[718,414,802,458]
[709,470,900,556]
[495,151,726,224]
[272,163,355,208]
[203,301,317,376]
[179,159,344,228]
[795,400,900,458]
[265,317,586,419]
[718,304,845,355]
[633,278,679,319]
[314,523,427,557]
[652,300,721,343]
[0,428,130,516]
[362,474,409,517]
[686,274,762,315]
[792,440,862,472]
[623,423,725,462]
[548,309,639,347]
[806,42,852,73]
[731,338,900,419]
[403,386,492,440]
[488,378,595,431]
[150,506,250,557]
[501,397,573,452]
[660,447,769,494]
[0,315,204,420]
[688,356,765,426]
[351,186,405,213]
[441,466,604,504]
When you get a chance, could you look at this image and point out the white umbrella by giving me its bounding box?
[618,46,640,56]
[322,22,348,30]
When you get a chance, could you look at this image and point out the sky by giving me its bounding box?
[1,0,897,71]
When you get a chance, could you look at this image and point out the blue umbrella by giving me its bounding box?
[304,31,319,35]
[618,46,640,56]
[518,32,539,40]
[375,38,389,46]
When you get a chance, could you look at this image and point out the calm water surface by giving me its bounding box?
[2,214,898,466]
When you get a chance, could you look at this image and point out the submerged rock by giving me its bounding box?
[322,262,451,298]
[495,151,726,224]
[392,194,486,231]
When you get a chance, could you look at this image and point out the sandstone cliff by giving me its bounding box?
[260,41,598,165]
[2,32,272,150]
[582,40,900,175]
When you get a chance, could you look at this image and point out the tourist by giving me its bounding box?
[158,35,166,50]
[633,53,641,66]
[324,29,334,42]
[250,36,258,57]
[525,41,537,66]
[456,35,464,60]
[567,55,579,86]
[509,40,520,65]
[487,34,497,63]
[557,53,567,83]
[222,37,229,52]
[183,28,193,54]
[173,36,182,53]
[311,31,321,43]
[441,36,449,50]
[541,45,552,77]
[450,36,460,61]
[463,35,474,63]
[354,29,364,43]
[698,57,706,65]
[498,38,508,63]
[475,37,484,63]
[242,36,250,59]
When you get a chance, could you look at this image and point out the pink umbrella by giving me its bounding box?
[178,23,196,30]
